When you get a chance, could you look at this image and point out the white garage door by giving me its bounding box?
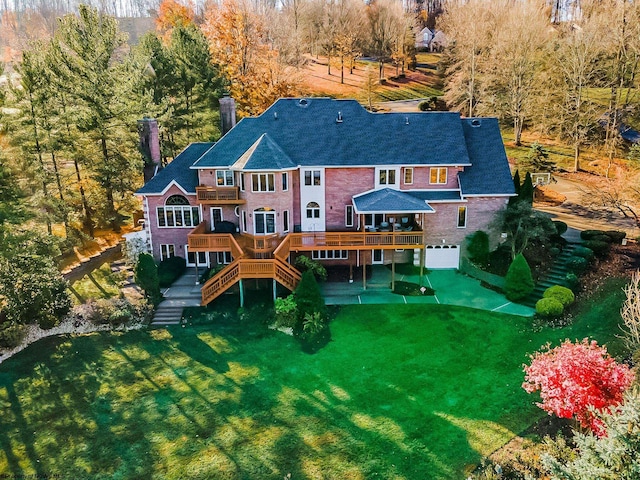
[425,245,460,269]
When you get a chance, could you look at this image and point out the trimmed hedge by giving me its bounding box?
[158,256,187,288]
[543,285,575,307]
[553,220,568,235]
[580,229,606,240]
[566,256,589,274]
[536,297,564,317]
[582,240,610,257]
[572,246,594,261]
[606,230,626,244]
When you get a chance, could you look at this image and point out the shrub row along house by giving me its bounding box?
[136,97,515,305]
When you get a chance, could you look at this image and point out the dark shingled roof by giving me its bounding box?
[231,133,296,171]
[353,188,435,213]
[137,142,213,195]
[410,190,463,202]
[458,118,515,196]
[192,98,472,169]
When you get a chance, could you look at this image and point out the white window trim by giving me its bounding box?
[242,210,247,232]
[240,173,245,191]
[216,251,232,264]
[312,250,349,260]
[282,172,289,192]
[159,244,175,261]
[283,210,290,233]
[251,173,275,192]
[211,207,223,230]
[376,167,400,189]
[156,205,200,228]
[404,167,414,185]
[457,205,467,228]
[345,205,354,227]
[216,169,234,186]
[304,169,322,186]
[429,167,448,185]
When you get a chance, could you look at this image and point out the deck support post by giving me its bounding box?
[273,279,277,302]
[195,263,199,285]
[419,247,425,286]
[391,253,395,292]
[239,279,244,307]
[362,255,367,290]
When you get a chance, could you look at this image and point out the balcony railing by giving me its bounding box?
[287,231,424,251]
[196,186,245,204]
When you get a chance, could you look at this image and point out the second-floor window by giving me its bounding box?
[404,168,413,185]
[378,168,397,186]
[216,170,234,186]
[157,195,200,228]
[345,205,354,227]
[430,167,447,184]
[282,172,289,191]
[252,173,275,192]
[304,170,321,186]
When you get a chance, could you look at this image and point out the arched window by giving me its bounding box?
[306,202,320,219]
[157,195,199,228]
[166,194,189,205]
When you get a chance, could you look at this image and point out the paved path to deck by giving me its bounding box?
[321,266,534,317]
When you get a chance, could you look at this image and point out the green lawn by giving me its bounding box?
[0,280,625,479]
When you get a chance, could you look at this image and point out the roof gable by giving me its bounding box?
[231,133,296,171]
[137,142,213,195]
[353,188,435,213]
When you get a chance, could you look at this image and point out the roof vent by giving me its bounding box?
[274,111,278,120]
[405,116,409,125]
[298,98,309,108]
[336,111,343,123]
[471,119,481,127]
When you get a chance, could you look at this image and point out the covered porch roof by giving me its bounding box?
[352,188,435,214]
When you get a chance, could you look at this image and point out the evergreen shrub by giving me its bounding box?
[134,253,162,306]
[0,322,26,348]
[565,273,579,291]
[566,256,589,274]
[580,230,607,241]
[605,230,627,244]
[572,246,594,261]
[466,230,490,266]
[158,256,187,287]
[504,254,535,302]
[536,297,564,317]
[553,220,568,235]
[294,271,326,325]
[543,285,575,307]
[582,240,610,258]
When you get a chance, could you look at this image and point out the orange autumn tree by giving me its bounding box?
[156,0,196,41]
[202,0,301,115]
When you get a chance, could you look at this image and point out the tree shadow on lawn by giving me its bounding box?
[0,334,157,478]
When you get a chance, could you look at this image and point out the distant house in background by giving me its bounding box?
[136,97,515,305]
[415,27,448,52]
[416,27,434,49]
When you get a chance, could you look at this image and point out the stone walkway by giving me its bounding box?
[151,269,202,326]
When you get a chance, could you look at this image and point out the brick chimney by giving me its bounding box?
[138,118,161,183]
[219,94,237,136]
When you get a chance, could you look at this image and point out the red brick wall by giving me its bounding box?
[145,185,198,260]
[422,197,508,248]
[240,171,295,234]
[325,167,374,229]
[401,166,461,190]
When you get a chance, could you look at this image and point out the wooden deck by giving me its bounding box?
[196,186,245,204]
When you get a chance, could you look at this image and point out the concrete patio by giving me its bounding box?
[321,265,534,317]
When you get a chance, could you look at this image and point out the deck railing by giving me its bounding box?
[287,231,424,251]
[196,186,245,204]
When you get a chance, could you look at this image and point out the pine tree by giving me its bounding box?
[520,171,534,205]
[504,253,534,302]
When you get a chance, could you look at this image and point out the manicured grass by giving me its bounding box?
[69,263,124,303]
[0,280,625,479]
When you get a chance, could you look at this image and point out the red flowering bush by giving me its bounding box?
[523,338,635,435]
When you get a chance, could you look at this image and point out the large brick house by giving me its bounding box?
[136,97,515,305]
